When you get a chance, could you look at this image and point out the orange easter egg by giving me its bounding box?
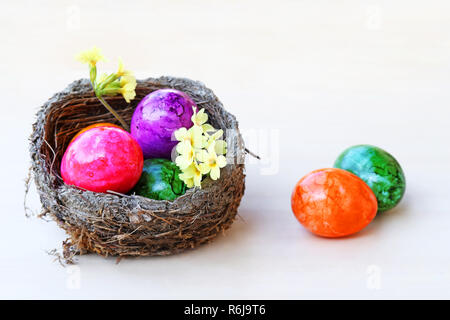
[71,123,121,143]
[291,168,378,238]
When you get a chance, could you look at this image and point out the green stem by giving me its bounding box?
[90,65,97,86]
[97,95,130,131]
[88,71,129,131]
[98,73,118,90]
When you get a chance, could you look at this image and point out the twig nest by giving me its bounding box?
[30,77,246,259]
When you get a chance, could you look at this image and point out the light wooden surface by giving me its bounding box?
[1,0,450,299]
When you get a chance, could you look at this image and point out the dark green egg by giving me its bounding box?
[334,145,406,212]
[133,158,186,201]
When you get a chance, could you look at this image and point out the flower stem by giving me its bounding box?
[97,95,130,131]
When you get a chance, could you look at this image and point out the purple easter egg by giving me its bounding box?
[131,89,195,159]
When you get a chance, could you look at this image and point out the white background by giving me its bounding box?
[1,0,450,299]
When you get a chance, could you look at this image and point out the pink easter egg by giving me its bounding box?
[61,126,144,194]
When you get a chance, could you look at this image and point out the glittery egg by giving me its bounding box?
[132,158,186,201]
[130,89,195,159]
[61,126,144,194]
[334,145,406,212]
[291,168,378,238]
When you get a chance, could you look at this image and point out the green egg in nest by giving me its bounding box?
[133,158,186,201]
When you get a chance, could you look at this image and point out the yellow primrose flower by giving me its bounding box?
[174,127,189,142]
[213,139,227,155]
[117,58,133,77]
[192,108,208,126]
[120,74,136,87]
[76,46,105,67]
[201,123,215,133]
[205,129,224,150]
[207,129,223,141]
[118,75,137,103]
[174,108,228,188]
[192,108,216,133]
[179,162,205,188]
[180,175,194,188]
[75,47,134,130]
[197,143,227,180]
[175,141,195,169]
[119,84,136,103]
[174,125,204,149]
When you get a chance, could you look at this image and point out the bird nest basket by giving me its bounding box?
[29,76,246,261]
